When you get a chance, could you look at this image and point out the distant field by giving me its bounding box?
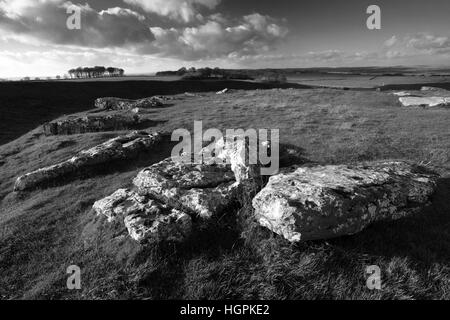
[0,87,449,299]
[288,74,450,89]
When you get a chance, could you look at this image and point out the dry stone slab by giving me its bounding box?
[14,131,163,191]
[252,161,438,243]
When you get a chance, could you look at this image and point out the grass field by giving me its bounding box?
[0,83,449,299]
[0,80,309,146]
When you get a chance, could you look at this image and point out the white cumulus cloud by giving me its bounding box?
[0,0,154,47]
[123,0,221,23]
[145,13,288,60]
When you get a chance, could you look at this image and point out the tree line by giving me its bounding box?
[68,66,125,79]
[156,67,287,83]
[156,67,254,80]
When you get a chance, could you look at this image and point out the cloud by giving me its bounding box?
[384,35,397,47]
[406,33,450,53]
[144,13,288,60]
[0,0,288,63]
[306,50,344,62]
[123,0,221,23]
[383,33,450,56]
[99,7,146,21]
[0,0,154,47]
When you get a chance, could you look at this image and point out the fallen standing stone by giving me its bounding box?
[43,114,141,136]
[252,161,438,243]
[399,96,450,107]
[95,96,164,110]
[14,131,163,191]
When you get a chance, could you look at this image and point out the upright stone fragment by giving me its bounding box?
[201,134,275,184]
[252,161,438,243]
[14,131,163,191]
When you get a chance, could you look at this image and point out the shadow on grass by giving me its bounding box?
[329,177,450,266]
[132,120,168,131]
[279,143,311,168]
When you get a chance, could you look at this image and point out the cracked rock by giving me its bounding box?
[93,189,192,243]
[252,161,438,243]
[133,157,237,219]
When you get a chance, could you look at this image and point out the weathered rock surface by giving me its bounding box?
[421,86,444,91]
[393,91,416,97]
[393,87,450,107]
[93,189,192,243]
[14,131,163,191]
[43,114,141,136]
[399,96,450,107]
[124,209,191,243]
[216,88,229,95]
[95,96,165,110]
[252,161,438,243]
[133,158,237,218]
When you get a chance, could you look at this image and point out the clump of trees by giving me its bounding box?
[68,66,125,79]
[260,72,287,84]
[156,67,254,80]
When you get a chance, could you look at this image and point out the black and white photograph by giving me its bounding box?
[0,0,449,305]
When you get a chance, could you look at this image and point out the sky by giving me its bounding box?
[0,0,449,78]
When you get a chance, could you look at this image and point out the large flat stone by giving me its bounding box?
[252,161,438,243]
